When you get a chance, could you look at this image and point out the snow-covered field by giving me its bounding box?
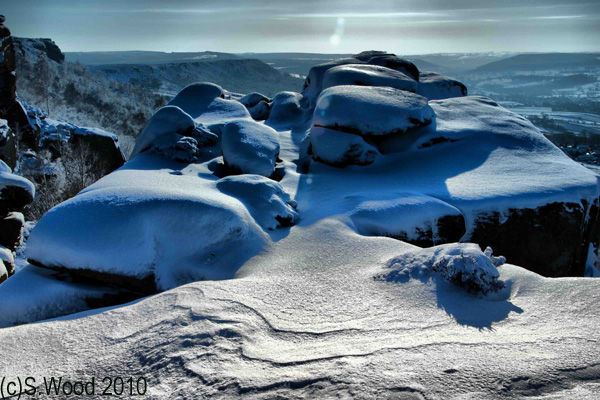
[1,52,600,399]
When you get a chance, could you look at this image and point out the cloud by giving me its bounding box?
[281,12,444,19]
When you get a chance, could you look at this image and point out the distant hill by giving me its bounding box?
[404,58,445,73]
[65,51,239,65]
[404,52,516,72]
[475,53,600,73]
[91,59,304,96]
[237,53,353,76]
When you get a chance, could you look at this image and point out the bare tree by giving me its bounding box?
[32,53,51,115]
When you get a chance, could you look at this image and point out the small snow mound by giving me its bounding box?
[167,82,224,116]
[312,85,434,137]
[417,72,468,101]
[323,64,417,93]
[266,91,306,128]
[221,120,280,177]
[310,126,379,167]
[378,243,505,295]
[217,175,299,230]
[130,105,196,159]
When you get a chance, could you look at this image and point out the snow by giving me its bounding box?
[301,51,420,109]
[3,61,600,397]
[379,243,504,295]
[130,105,196,159]
[0,245,14,265]
[247,100,271,121]
[266,91,306,128]
[0,265,127,328]
[349,194,463,241]
[322,64,417,93]
[0,159,11,173]
[239,92,270,108]
[416,71,468,101]
[221,120,280,177]
[25,153,273,292]
[312,85,434,136]
[0,167,35,197]
[216,175,299,230]
[310,126,379,167]
[167,82,250,126]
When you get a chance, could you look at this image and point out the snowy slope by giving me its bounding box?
[1,52,600,398]
[1,225,599,398]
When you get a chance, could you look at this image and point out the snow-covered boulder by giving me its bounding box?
[0,164,35,213]
[217,175,298,230]
[168,82,250,127]
[0,245,13,281]
[322,64,417,93]
[247,100,271,121]
[167,82,224,116]
[130,105,196,159]
[417,72,468,100]
[353,51,420,81]
[266,91,306,128]
[312,86,434,137]
[239,92,270,108]
[350,195,465,246]
[25,153,273,293]
[0,259,7,284]
[378,243,505,295]
[221,120,280,177]
[310,126,379,167]
[302,51,420,108]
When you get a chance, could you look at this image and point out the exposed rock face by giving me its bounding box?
[21,101,125,175]
[349,196,467,248]
[417,72,467,101]
[0,119,17,168]
[13,37,65,64]
[0,212,24,252]
[0,159,32,282]
[469,201,599,277]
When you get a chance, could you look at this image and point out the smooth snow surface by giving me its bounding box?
[312,85,434,136]
[322,64,418,93]
[25,153,271,291]
[350,195,463,241]
[221,120,280,177]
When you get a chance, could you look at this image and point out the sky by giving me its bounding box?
[3,0,600,55]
